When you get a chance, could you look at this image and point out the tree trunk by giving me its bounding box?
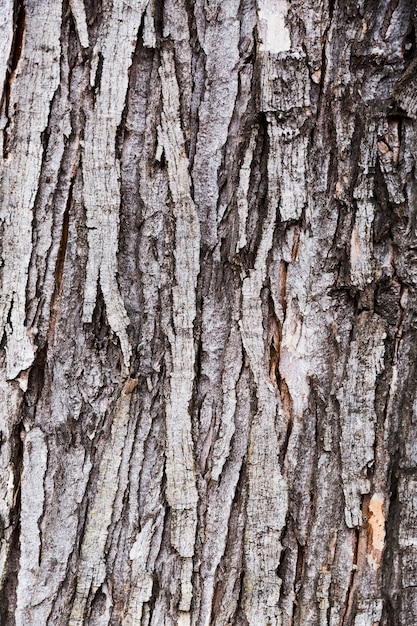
[0,0,416,624]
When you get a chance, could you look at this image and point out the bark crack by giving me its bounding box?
[47,179,72,347]
[2,0,25,159]
[0,420,23,625]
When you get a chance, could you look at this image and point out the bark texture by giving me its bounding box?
[0,0,416,624]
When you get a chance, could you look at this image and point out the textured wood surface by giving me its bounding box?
[0,1,416,624]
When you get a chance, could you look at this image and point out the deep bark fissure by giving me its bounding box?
[0,418,24,626]
[47,183,72,346]
[2,0,25,159]
[341,525,361,626]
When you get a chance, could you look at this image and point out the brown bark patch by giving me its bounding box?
[367,493,385,570]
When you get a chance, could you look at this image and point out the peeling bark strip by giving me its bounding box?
[240,198,288,625]
[1,1,417,625]
[159,46,199,615]
[0,0,61,383]
[69,0,89,49]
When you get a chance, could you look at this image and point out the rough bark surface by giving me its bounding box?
[0,0,416,625]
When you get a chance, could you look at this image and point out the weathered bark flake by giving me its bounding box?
[69,0,89,49]
[338,313,386,528]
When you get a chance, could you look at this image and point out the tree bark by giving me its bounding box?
[0,0,416,624]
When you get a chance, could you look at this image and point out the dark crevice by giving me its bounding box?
[381,0,401,41]
[187,0,207,169]
[146,574,159,623]
[373,160,395,247]
[244,112,268,268]
[293,540,305,614]
[24,345,47,425]
[91,51,104,102]
[381,451,400,624]
[24,77,66,332]
[276,521,291,583]
[91,584,110,620]
[2,0,26,158]
[309,0,333,144]
[341,515,363,626]
[0,299,13,350]
[268,291,282,389]
[115,12,146,162]
[280,260,288,317]
[83,0,103,27]
[153,0,164,43]
[212,458,248,625]
[8,1,25,76]
[267,282,294,468]
[235,571,249,626]
[47,181,72,347]
[328,0,335,22]
[191,265,206,472]
[216,14,258,243]
[0,420,24,626]
[295,542,305,584]
[279,385,293,469]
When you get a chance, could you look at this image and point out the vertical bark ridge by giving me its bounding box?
[159,44,199,619]
[240,198,288,625]
[82,0,149,370]
[69,0,90,50]
[191,0,241,249]
[0,0,62,383]
[15,427,48,624]
[69,380,137,626]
